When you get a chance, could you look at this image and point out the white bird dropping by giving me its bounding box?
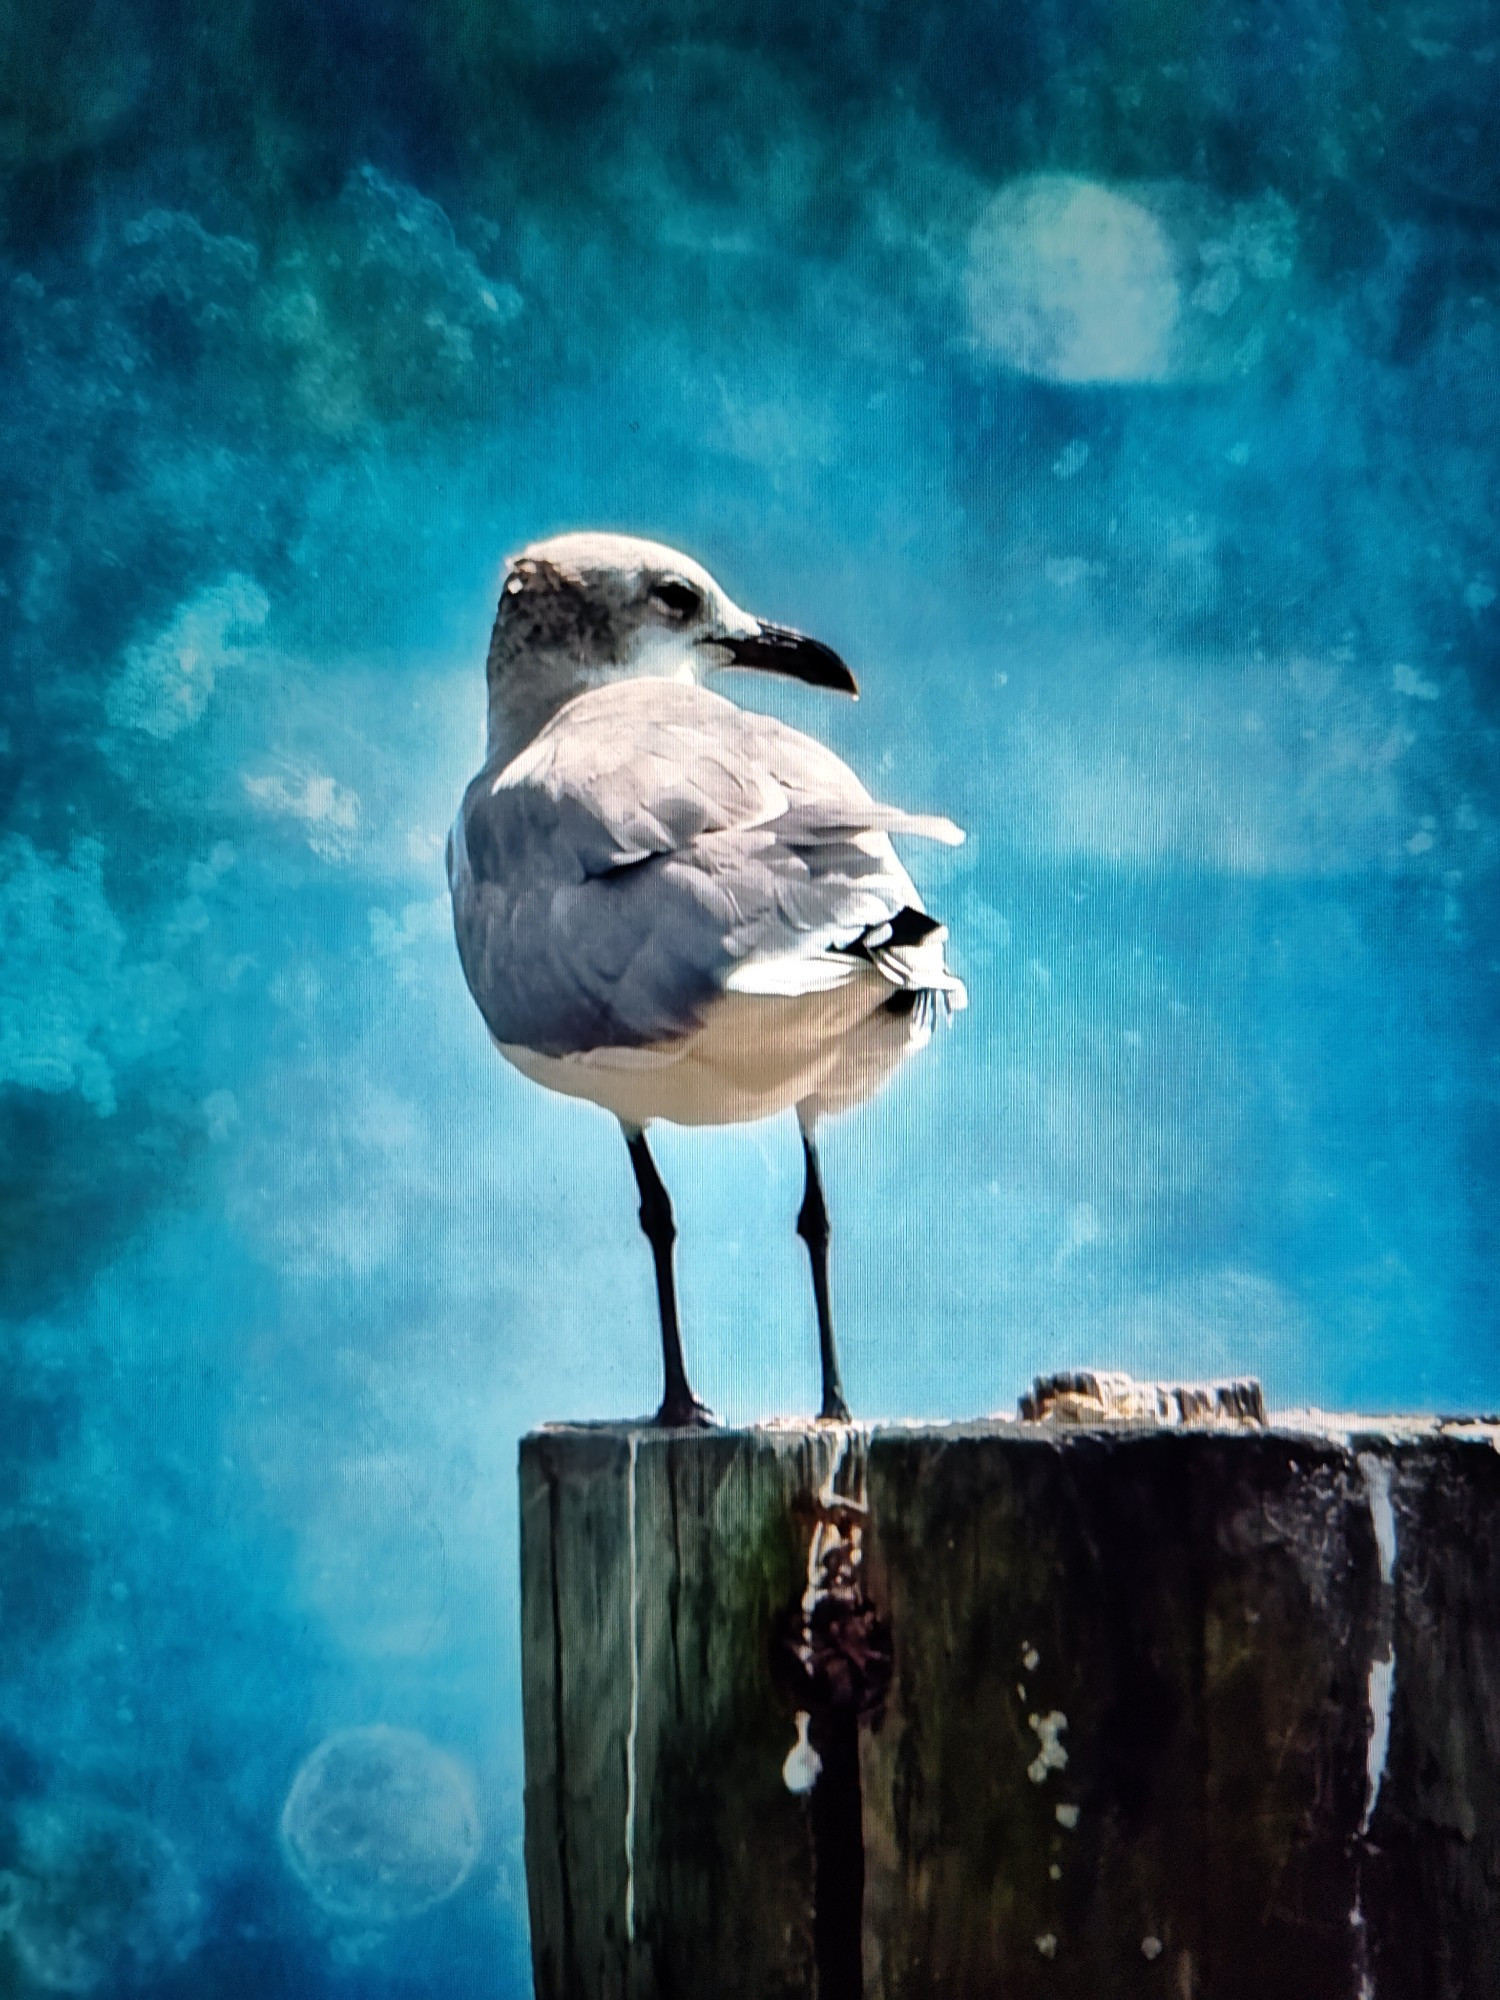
[783,1712,822,1795]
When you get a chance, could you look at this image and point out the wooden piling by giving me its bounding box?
[518,1386,1500,1998]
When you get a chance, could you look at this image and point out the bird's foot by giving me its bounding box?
[817,1393,853,1424]
[653,1393,719,1430]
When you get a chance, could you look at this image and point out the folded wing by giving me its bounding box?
[448,679,964,1058]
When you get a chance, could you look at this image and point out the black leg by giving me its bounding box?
[623,1124,715,1428]
[797,1128,851,1422]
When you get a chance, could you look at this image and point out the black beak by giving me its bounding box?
[708,622,859,697]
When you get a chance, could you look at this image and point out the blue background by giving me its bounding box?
[2,0,1497,1990]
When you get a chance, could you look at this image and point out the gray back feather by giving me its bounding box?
[449,679,954,1056]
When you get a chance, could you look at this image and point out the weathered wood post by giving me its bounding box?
[518,1377,1500,1998]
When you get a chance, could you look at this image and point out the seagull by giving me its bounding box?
[447,533,965,1427]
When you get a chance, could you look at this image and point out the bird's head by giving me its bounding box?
[484,531,857,760]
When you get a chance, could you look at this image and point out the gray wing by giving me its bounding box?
[448,679,962,1057]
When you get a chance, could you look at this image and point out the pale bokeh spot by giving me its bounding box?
[966,175,1180,384]
[280,1725,482,1922]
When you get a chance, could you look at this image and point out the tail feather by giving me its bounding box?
[779,802,966,848]
[852,907,968,1014]
[869,807,966,847]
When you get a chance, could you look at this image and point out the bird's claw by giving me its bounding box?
[653,1395,719,1430]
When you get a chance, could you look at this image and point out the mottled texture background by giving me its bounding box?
[1,1,1497,1991]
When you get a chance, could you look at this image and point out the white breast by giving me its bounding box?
[496,971,934,1129]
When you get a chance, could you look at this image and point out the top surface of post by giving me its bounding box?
[523,1368,1500,1451]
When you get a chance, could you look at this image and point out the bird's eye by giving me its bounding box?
[649,580,702,619]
